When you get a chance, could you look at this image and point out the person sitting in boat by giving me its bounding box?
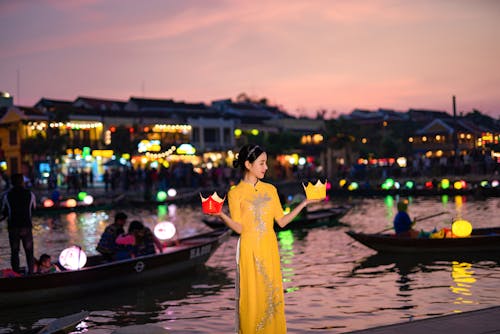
[35,253,60,274]
[393,200,419,238]
[115,220,163,259]
[96,212,127,261]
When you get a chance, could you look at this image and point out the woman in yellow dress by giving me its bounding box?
[214,144,317,333]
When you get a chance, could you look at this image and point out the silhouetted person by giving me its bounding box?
[1,173,37,274]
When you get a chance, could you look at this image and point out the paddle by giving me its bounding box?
[347,211,450,246]
[375,211,450,234]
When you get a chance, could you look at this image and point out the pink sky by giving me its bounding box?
[1,0,499,118]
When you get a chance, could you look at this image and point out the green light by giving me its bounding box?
[381,178,394,190]
[156,191,167,202]
[77,192,87,201]
[82,146,90,157]
[480,180,489,187]
[405,180,414,189]
[441,178,450,190]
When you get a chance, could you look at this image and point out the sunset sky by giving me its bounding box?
[1,0,499,118]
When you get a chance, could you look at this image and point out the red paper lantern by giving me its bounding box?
[200,192,225,214]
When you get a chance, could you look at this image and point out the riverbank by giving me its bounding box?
[345,305,500,334]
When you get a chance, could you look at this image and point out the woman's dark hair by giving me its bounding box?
[233,145,265,172]
[128,220,144,234]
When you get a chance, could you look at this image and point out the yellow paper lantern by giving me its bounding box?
[452,219,472,237]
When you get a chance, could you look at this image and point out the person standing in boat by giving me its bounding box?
[1,173,37,275]
[96,212,128,261]
[211,144,317,333]
[393,200,419,238]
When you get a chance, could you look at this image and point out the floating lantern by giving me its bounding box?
[283,206,291,215]
[59,246,87,270]
[404,180,414,189]
[425,181,433,189]
[43,199,55,208]
[77,191,87,201]
[452,219,472,238]
[65,198,77,208]
[441,179,450,190]
[200,192,225,214]
[167,188,177,197]
[480,180,489,188]
[381,178,394,190]
[454,180,466,190]
[492,180,499,188]
[339,179,347,188]
[154,221,176,240]
[83,195,94,205]
[156,190,167,202]
[348,182,359,191]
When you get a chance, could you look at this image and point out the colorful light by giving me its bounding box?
[348,182,359,191]
[78,192,87,201]
[83,195,94,205]
[59,246,87,270]
[65,198,77,208]
[452,219,473,238]
[43,199,55,208]
[405,180,414,189]
[156,191,167,202]
[381,178,395,190]
[441,179,450,190]
[167,188,177,197]
[154,221,176,240]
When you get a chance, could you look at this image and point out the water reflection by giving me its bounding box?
[2,197,500,333]
[0,266,231,333]
[278,230,298,293]
[450,261,477,308]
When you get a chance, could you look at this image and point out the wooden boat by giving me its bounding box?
[0,228,230,308]
[202,205,351,231]
[346,227,500,253]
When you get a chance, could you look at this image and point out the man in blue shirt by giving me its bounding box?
[393,200,419,237]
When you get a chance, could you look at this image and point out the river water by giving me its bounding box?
[1,195,500,333]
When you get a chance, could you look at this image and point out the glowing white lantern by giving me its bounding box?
[154,221,176,240]
[83,195,94,205]
[59,246,87,270]
[167,188,177,197]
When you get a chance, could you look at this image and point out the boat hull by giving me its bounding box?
[346,227,500,253]
[0,229,230,308]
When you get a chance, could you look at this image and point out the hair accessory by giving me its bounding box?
[247,145,260,159]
